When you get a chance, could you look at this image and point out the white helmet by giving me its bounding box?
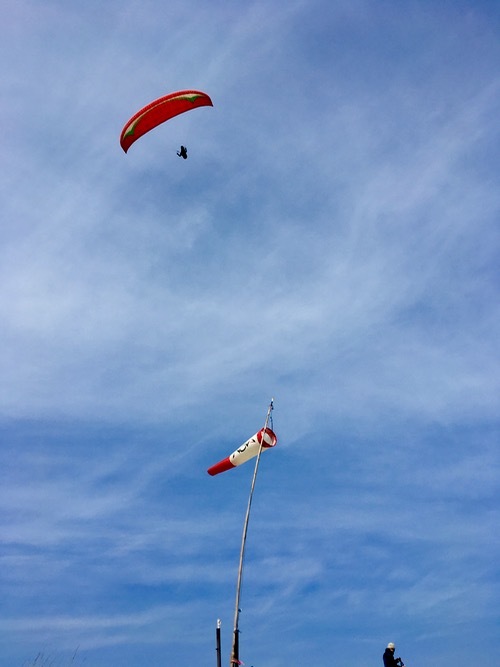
[387,643,395,650]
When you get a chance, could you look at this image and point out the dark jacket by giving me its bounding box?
[383,649,403,667]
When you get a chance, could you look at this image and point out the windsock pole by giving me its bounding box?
[230,399,274,667]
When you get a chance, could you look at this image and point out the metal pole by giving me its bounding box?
[230,399,274,667]
[216,619,222,667]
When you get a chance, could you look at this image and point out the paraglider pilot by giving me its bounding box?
[177,145,188,159]
[383,643,404,667]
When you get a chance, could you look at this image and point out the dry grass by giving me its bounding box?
[22,647,85,666]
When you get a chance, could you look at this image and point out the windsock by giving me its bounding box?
[207,427,277,476]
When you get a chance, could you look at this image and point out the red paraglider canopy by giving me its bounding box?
[120,89,213,153]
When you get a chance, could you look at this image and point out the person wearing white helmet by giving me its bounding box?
[383,642,405,667]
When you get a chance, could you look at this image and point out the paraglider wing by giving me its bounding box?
[120,90,213,153]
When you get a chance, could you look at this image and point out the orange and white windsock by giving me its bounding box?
[207,427,277,476]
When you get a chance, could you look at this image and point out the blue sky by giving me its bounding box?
[1,1,499,666]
